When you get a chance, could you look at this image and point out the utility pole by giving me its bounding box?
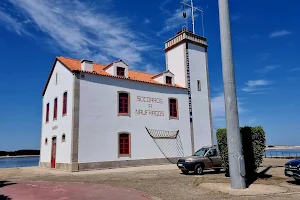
[218,0,246,189]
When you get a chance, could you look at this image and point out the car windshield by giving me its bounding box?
[193,148,209,156]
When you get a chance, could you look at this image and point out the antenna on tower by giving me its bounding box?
[180,0,205,36]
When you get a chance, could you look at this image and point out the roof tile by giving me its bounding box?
[57,56,184,89]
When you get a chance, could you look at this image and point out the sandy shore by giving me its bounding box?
[0,155,40,159]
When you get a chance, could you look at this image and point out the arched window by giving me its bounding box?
[169,98,178,118]
[118,92,130,115]
[119,133,130,157]
[62,134,66,142]
[62,92,67,115]
[45,138,48,145]
[53,98,58,120]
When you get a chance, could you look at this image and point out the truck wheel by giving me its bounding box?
[181,169,189,175]
[194,164,204,175]
[225,169,230,177]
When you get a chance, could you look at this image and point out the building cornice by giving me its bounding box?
[164,30,208,52]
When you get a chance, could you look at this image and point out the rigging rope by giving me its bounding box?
[145,127,184,164]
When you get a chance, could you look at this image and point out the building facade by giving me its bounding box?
[40,29,213,171]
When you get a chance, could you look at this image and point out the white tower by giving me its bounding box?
[165,28,213,152]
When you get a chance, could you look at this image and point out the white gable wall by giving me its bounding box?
[40,61,74,164]
[105,61,129,77]
[78,74,192,163]
[153,71,174,85]
[164,71,175,85]
[153,74,164,84]
[114,62,128,77]
[105,65,115,75]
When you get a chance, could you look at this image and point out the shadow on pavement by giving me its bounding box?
[287,180,300,185]
[246,166,273,187]
[0,181,15,200]
[0,181,16,188]
[0,195,11,200]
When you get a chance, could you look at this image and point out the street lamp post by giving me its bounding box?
[218,0,247,189]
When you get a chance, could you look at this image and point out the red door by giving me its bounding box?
[51,137,57,168]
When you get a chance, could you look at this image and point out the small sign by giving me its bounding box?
[52,125,58,130]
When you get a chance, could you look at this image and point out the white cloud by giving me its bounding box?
[239,118,258,127]
[255,65,280,73]
[142,64,161,74]
[157,1,202,37]
[287,77,298,81]
[159,0,172,14]
[0,10,32,37]
[211,93,247,118]
[211,93,247,129]
[157,8,192,36]
[144,18,151,24]
[211,94,226,119]
[258,53,271,61]
[242,80,272,92]
[235,34,259,43]
[270,30,292,38]
[231,14,242,21]
[290,68,300,72]
[0,0,153,68]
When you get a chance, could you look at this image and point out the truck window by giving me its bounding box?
[210,149,218,156]
[193,148,209,156]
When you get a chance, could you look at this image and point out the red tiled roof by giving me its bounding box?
[42,56,185,96]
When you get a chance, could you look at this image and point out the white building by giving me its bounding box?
[40,29,213,171]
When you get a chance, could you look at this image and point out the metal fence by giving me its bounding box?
[265,150,300,158]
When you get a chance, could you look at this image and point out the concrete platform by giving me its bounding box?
[199,183,288,196]
[0,182,151,200]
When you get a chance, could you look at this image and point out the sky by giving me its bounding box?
[0,0,299,151]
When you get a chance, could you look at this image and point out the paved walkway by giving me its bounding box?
[0,182,152,200]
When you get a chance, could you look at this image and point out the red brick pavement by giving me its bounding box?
[0,181,152,200]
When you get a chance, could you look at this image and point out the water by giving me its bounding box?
[265,148,300,158]
[0,156,40,168]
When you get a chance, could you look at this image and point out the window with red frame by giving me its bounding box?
[169,98,178,118]
[119,133,130,156]
[63,92,67,115]
[53,98,58,120]
[118,92,129,114]
[46,103,49,123]
[166,76,172,84]
[117,67,125,76]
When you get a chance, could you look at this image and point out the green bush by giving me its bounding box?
[216,126,266,178]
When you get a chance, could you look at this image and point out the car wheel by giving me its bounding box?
[194,164,204,175]
[181,169,189,175]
